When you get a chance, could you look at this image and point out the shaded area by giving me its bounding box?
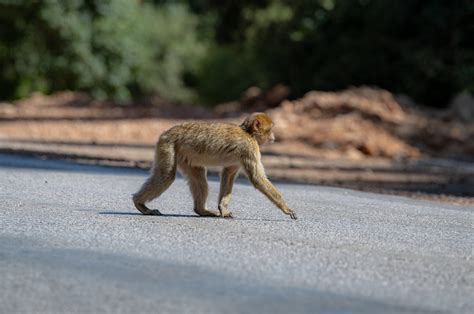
[0,236,436,314]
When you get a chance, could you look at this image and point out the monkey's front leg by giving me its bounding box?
[218,166,240,218]
[243,159,297,220]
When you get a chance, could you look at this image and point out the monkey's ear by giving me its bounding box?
[252,119,261,132]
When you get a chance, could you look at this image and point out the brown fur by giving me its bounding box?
[132,112,296,219]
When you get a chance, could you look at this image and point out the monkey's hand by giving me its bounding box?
[219,210,233,218]
[287,210,297,220]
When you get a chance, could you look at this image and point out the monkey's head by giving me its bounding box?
[241,112,275,145]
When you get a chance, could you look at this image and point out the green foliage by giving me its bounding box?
[195,0,474,107]
[0,0,207,102]
[0,0,473,106]
[196,46,262,104]
[139,3,208,102]
[308,0,474,106]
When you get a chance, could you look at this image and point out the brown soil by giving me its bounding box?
[1,89,473,206]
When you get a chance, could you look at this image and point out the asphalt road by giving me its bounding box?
[0,153,472,314]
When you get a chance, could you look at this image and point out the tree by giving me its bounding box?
[0,0,208,102]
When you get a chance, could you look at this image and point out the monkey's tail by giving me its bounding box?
[150,134,176,176]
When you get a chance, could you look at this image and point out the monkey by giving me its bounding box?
[132,112,297,220]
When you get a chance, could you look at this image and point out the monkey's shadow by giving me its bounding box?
[99,211,286,222]
[100,211,199,218]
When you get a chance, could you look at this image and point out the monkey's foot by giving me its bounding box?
[144,209,163,216]
[134,202,163,216]
[194,208,220,217]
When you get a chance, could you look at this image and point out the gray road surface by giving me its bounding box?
[0,153,472,313]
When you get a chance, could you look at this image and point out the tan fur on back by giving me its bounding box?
[164,122,257,167]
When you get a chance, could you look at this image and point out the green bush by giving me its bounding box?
[1,0,473,107]
[0,0,207,102]
[195,0,474,107]
[196,46,262,104]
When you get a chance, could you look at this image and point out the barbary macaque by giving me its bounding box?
[133,112,297,220]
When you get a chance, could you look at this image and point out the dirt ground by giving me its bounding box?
[1,88,473,205]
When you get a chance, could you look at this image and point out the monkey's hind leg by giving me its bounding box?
[179,163,220,217]
[133,139,177,215]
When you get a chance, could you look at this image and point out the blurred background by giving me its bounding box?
[0,0,473,202]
